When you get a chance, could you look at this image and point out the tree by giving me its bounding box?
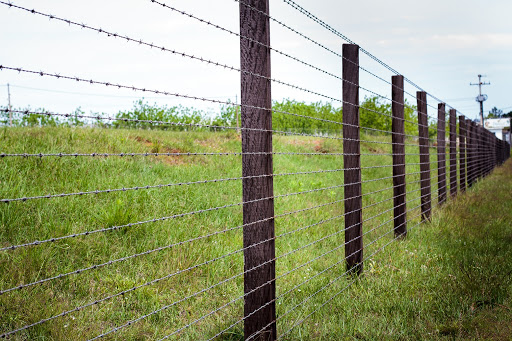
[487,107,504,118]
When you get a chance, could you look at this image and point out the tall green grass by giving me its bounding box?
[0,127,509,340]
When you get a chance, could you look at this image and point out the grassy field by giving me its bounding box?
[0,126,510,340]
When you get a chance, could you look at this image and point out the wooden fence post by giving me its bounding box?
[240,1,276,339]
[466,120,474,187]
[343,44,363,275]
[484,130,488,176]
[479,126,485,177]
[487,130,492,175]
[493,134,497,168]
[391,75,406,237]
[437,104,446,205]
[416,92,431,221]
[458,115,466,192]
[449,109,457,196]
[476,123,481,178]
[484,130,488,175]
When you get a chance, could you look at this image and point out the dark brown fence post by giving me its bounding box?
[449,109,457,196]
[473,124,478,180]
[484,130,488,175]
[459,115,466,192]
[479,126,485,177]
[477,126,483,179]
[416,92,431,221]
[343,44,363,275]
[437,104,446,205]
[467,120,474,187]
[486,130,490,175]
[493,134,497,168]
[487,130,492,175]
[391,75,406,238]
[472,121,477,185]
[495,136,499,166]
[476,126,485,178]
[240,1,276,339]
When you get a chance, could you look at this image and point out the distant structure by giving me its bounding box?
[470,75,490,126]
[484,118,511,143]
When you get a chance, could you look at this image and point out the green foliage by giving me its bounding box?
[360,96,418,136]
[2,97,422,137]
[272,99,342,134]
[21,112,60,127]
[487,106,512,119]
[488,106,504,118]
[0,107,61,127]
[113,99,204,130]
[211,101,239,128]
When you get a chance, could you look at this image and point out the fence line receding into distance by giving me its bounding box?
[0,0,510,340]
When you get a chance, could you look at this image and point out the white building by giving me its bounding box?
[484,118,511,143]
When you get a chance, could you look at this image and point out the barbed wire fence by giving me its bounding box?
[0,0,510,340]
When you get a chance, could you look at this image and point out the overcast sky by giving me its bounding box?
[1,0,511,121]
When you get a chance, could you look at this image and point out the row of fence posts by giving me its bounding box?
[238,1,510,339]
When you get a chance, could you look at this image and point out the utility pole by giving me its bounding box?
[470,74,490,126]
[7,83,12,127]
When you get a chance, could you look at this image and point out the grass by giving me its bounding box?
[0,126,510,340]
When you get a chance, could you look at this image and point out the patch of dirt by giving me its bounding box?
[285,138,323,147]
[133,136,152,148]
[131,135,187,166]
[361,142,387,154]
[314,142,330,154]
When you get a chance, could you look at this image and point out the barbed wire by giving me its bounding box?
[0,1,350,107]
[0,180,353,253]
[256,202,429,341]
[0,150,427,158]
[87,208,364,339]
[0,177,429,337]
[230,200,424,341]
[275,188,453,339]
[279,0,468,117]
[0,155,494,338]
[94,187,428,340]
[4,107,425,145]
[165,192,423,340]
[0,159,438,205]
[0,206,349,339]
[0,167,348,204]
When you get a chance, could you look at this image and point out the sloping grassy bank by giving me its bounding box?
[302,158,512,340]
[0,126,509,340]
